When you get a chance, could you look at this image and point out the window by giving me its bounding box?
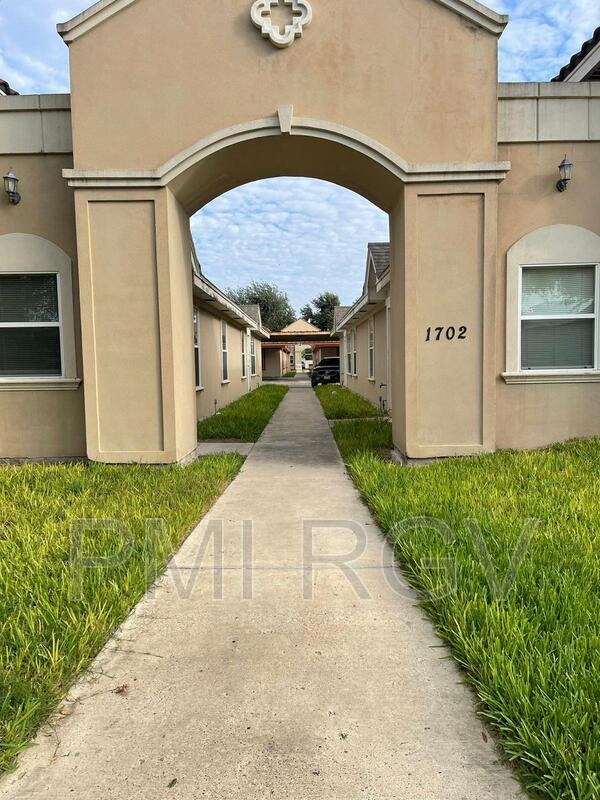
[352,329,358,376]
[251,337,257,376]
[0,274,62,377]
[520,265,597,371]
[221,320,229,382]
[241,330,247,379]
[346,331,352,375]
[368,318,375,380]
[193,307,202,389]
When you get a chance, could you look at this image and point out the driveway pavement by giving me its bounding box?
[0,388,523,799]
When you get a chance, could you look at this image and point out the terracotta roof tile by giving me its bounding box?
[552,26,600,81]
[0,79,19,96]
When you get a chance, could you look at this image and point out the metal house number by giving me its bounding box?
[425,326,468,341]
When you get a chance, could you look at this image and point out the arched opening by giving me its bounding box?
[188,175,390,417]
[75,117,497,464]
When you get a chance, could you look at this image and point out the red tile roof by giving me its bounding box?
[0,79,19,96]
[552,26,600,81]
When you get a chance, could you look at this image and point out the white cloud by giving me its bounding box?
[191,178,389,311]
[498,1,599,81]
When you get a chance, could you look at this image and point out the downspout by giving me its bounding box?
[247,328,252,393]
[385,297,392,412]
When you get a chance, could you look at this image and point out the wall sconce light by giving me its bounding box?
[3,170,21,205]
[556,156,573,193]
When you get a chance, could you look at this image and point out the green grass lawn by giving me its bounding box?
[314,384,383,420]
[0,455,242,774]
[197,385,288,442]
[332,421,600,800]
[283,371,297,379]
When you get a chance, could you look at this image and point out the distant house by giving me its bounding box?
[261,343,291,378]
[191,250,269,420]
[271,319,340,371]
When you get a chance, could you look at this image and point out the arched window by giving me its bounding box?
[504,225,600,384]
[0,234,78,389]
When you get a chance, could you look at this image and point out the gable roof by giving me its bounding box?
[334,306,352,329]
[0,79,18,96]
[552,26,600,82]
[368,243,390,277]
[281,318,321,333]
[57,0,508,43]
[240,304,262,327]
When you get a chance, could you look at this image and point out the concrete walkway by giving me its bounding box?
[0,387,523,799]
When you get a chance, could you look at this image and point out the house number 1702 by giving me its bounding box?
[425,326,468,341]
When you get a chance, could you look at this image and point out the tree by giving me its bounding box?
[301,292,340,332]
[300,304,313,322]
[226,281,295,331]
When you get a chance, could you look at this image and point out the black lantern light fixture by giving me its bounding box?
[3,170,21,205]
[556,156,573,193]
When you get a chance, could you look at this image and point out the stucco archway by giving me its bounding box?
[61,0,507,463]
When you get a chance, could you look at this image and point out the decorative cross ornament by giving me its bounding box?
[251,0,312,48]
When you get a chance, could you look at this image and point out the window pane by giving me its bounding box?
[193,308,199,347]
[522,266,595,316]
[222,351,228,381]
[521,319,594,370]
[0,275,59,323]
[195,349,200,388]
[0,327,61,376]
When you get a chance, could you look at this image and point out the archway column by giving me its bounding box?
[74,186,197,463]
[390,181,498,458]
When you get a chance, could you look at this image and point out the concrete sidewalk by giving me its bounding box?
[0,389,523,799]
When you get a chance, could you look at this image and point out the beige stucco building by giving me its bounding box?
[269,319,340,372]
[261,342,291,378]
[337,244,392,414]
[1,1,599,462]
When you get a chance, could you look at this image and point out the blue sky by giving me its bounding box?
[1,1,597,309]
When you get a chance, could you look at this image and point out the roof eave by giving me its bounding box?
[58,0,508,43]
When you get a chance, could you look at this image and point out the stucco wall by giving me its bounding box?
[0,142,86,458]
[66,0,500,172]
[345,308,388,411]
[262,349,286,379]
[496,140,600,449]
[196,309,261,421]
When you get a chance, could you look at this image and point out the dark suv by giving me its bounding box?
[311,357,341,388]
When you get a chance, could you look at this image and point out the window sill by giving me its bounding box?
[0,377,81,392]
[196,386,204,392]
[502,371,600,385]
[368,378,376,383]
[221,380,230,385]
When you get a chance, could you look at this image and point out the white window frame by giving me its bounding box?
[0,272,64,379]
[368,317,375,380]
[346,331,352,376]
[193,306,202,390]
[352,328,358,376]
[503,225,600,385]
[251,337,257,376]
[221,320,229,383]
[0,234,79,390]
[518,262,599,374]
[241,329,247,379]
